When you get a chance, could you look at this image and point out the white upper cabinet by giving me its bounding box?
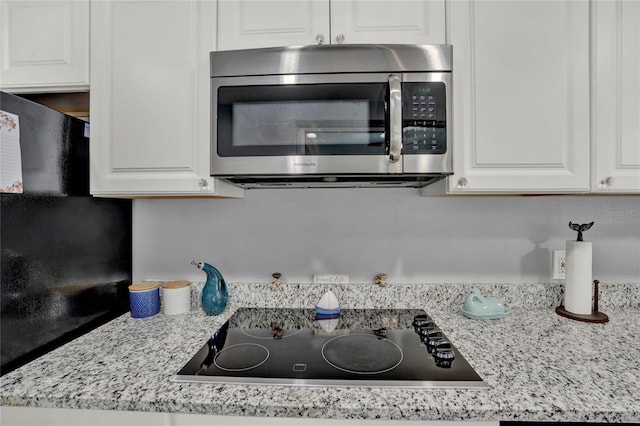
[217,0,330,49]
[592,0,640,193]
[90,1,243,198]
[441,0,590,194]
[330,0,445,45]
[217,0,445,50]
[0,0,89,93]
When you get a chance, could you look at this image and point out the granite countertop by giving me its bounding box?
[1,282,639,423]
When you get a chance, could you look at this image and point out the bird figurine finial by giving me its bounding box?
[569,221,594,242]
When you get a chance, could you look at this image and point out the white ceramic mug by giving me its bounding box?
[162,281,191,315]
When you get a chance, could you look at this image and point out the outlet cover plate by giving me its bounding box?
[552,250,566,280]
[313,274,350,284]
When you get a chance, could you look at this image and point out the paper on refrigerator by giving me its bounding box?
[0,110,22,193]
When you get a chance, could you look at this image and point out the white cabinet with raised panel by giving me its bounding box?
[434,0,590,194]
[0,406,169,426]
[89,1,243,198]
[0,0,89,93]
[1,406,499,426]
[173,413,498,426]
[217,0,329,49]
[217,0,445,50]
[592,0,640,193]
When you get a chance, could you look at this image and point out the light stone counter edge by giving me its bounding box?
[1,282,639,423]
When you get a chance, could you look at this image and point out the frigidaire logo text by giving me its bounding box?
[294,162,316,167]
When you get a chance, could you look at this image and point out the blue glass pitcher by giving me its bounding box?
[191,260,228,315]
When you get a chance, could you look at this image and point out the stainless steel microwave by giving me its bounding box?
[210,44,452,189]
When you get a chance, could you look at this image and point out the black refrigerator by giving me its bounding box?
[1,92,132,375]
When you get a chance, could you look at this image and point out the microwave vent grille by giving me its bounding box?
[218,174,450,189]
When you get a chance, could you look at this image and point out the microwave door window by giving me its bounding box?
[301,123,386,155]
[231,101,305,152]
[217,84,386,157]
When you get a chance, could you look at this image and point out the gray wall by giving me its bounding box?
[133,190,640,284]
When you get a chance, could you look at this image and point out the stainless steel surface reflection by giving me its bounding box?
[210,45,453,189]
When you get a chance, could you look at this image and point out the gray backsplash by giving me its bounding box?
[133,190,639,284]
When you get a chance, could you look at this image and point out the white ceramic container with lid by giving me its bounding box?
[162,280,191,315]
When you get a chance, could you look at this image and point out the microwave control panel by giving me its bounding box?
[402,82,446,154]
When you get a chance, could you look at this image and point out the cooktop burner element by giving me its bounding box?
[240,327,302,340]
[322,334,403,374]
[173,308,488,388]
[213,343,269,372]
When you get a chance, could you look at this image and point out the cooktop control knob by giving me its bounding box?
[433,340,455,368]
[412,314,433,329]
[416,322,438,340]
[424,329,445,353]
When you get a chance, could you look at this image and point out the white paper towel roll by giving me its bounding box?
[564,240,592,315]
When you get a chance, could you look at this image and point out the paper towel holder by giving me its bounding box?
[568,221,594,241]
[556,279,609,323]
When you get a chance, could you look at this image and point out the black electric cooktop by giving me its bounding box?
[173,308,487,388]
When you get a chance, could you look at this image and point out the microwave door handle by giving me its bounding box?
[387,74,402,163]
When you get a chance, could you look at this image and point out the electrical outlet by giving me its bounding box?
[313,274,350,284]
[552,250,566,280]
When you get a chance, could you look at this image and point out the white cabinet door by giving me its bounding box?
[0,406,170,426]
[592,0,640,193]
[444,0,590,193]
[217,0,445,50]
[175,414,345,426]
[217,0,330,50]
[0,0,89,93]
[173,413,499,426]
[1,407,498,426]
[330,0,445,45]
[90,1,243,198]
